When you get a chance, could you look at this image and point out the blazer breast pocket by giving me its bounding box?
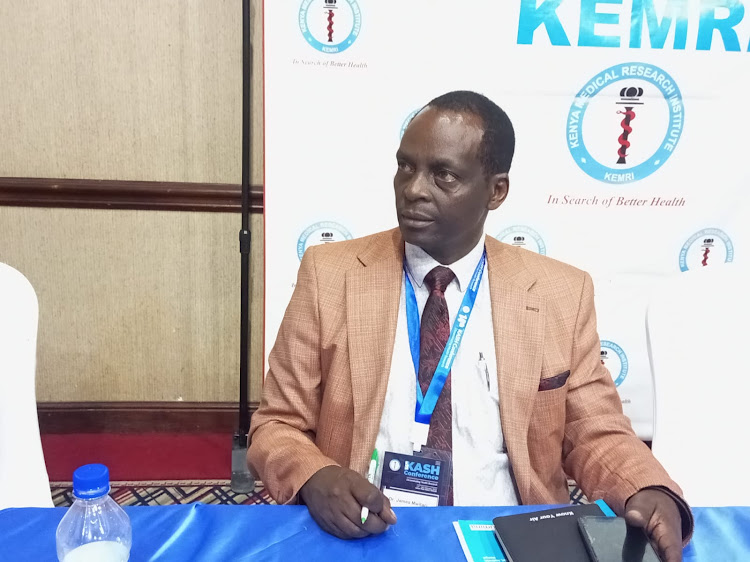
[538,370,570,392]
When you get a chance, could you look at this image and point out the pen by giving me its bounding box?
[361,449,379,524]
[479,352,490,391]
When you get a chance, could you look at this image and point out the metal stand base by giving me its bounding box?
[231,432,256,494]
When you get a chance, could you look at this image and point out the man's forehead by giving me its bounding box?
[400,107,484,159]
[408,107,483,136]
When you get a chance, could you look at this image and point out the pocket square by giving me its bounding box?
[538,370,570,391]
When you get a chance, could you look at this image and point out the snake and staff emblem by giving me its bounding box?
[324,0,337,42]
[616,87,644,165]
[299,0,361,54]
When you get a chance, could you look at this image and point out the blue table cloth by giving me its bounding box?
[1,504,748,561]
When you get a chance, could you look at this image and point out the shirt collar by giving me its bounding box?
[404,236,485,293]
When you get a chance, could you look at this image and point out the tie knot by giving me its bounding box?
[424,266,455,294]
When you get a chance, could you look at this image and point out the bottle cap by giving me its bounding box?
[72,464,110,499]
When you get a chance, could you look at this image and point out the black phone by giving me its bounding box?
[578,516,662,562]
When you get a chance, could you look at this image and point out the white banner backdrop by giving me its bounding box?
[264,0,750,439]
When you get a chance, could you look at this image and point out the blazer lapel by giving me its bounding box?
[346,229,403,474]
[485,236,546,503]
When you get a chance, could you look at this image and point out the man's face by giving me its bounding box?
[394,107,507,264]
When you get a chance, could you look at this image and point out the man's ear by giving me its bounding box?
[487,173,509,210]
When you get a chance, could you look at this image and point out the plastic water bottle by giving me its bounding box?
[55,464,132,562]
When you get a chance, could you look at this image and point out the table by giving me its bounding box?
[1,504,749,561]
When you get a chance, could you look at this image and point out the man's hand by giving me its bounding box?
[625,488,684,562]
[299,465,398,539]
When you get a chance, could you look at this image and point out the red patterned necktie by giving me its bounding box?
[418,265,456,504]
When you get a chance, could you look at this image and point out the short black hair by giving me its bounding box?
[424,90,515,176]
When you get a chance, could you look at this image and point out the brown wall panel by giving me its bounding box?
[0,0,263,185]
[0,1,266,405]
[0,207,264,403]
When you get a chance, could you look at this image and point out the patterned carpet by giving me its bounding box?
[51,480,587,507]
[569,482,589,505]
[51,480,275,507]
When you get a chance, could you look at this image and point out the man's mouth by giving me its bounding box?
[400,211,434,225]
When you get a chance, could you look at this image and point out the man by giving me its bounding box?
[249,91,692,561]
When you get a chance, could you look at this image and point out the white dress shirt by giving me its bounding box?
[374,236,519,506]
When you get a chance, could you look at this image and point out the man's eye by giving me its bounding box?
[397,161,414,173]
[435,170,457,182]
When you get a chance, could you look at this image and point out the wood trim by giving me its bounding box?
[37,401,259,434]
[0,177,263,213]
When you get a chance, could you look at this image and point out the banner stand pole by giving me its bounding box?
[231,0,256,494]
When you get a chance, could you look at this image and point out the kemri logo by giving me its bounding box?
[389,459,401,472]
[400,108,420,140]
[299,0,361,54]
[297,221,353,260]
[600,340,629,387]
[567,63,684,185]
[495,226,546,255]
[679,228,734,272]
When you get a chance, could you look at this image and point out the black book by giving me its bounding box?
[492,501,615,562]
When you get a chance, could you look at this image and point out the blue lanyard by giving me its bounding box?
[404,250,486,426]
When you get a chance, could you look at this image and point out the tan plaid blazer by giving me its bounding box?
[249,228,686,518]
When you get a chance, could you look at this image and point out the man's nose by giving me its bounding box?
[402,171,430,201]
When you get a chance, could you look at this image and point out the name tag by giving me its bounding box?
[380,449,452,507]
